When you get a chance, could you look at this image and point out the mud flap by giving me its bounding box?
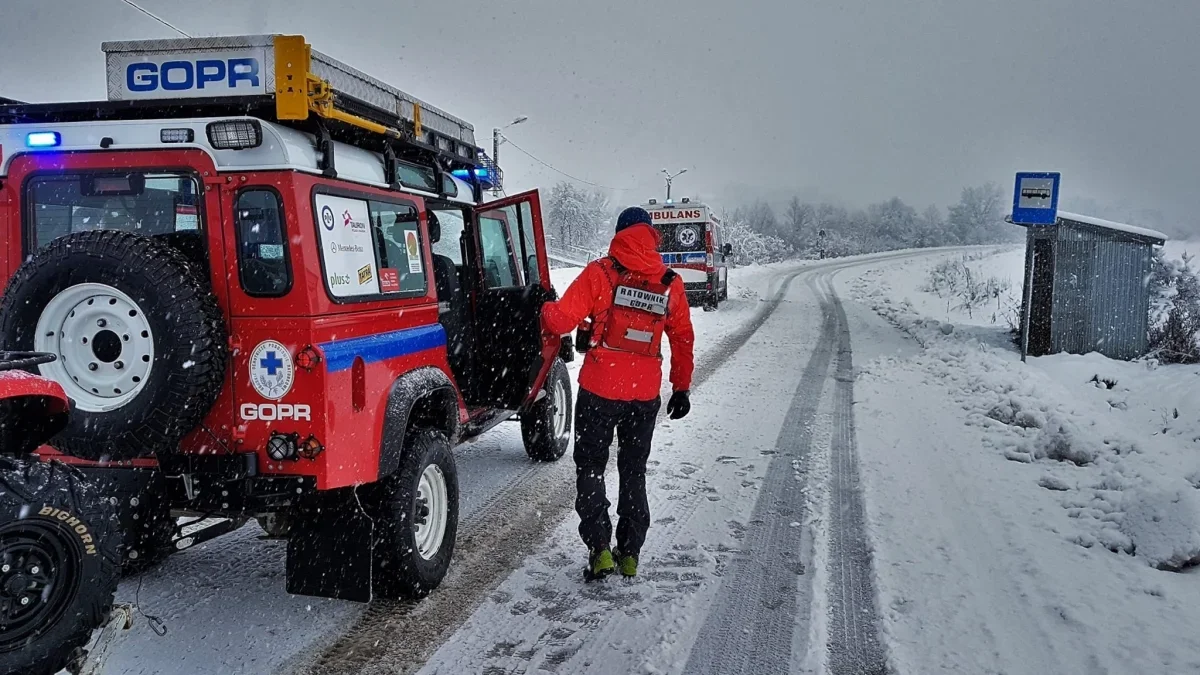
[285,490,375,602]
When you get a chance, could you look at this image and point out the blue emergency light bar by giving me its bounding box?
[451,167,497,188]
[26,131,61,148]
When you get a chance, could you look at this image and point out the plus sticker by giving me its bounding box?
[249,340,295,400]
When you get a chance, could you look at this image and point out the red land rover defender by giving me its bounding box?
[0,34,572,675]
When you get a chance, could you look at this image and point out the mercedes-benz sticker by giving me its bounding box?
[249,340,295,400]
[677,226,699,247]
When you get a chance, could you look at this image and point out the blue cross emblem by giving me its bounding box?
[260,351,284,376]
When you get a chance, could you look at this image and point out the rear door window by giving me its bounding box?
[655,221,706,253]
[25,172,202,250]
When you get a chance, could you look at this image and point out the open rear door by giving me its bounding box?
[470,189,557,409]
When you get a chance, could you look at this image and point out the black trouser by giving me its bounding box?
[574,388,661,558]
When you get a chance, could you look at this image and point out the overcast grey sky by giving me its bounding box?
[1,0,1196,233]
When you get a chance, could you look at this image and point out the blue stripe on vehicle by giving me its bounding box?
[319,324,447,373]
[661,252,707,265]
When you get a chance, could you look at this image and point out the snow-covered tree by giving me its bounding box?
[739,200,780,239]
[916,204,947,248]
[784,197,816,249]
[545,181,611,252]
[1149,251,1200,363]
[722,210,793,265]
[867,197,918,249]
[947,183,1007,244]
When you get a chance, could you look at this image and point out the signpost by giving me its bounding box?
[1012,172,1061,226]
[1011,172,1061,362]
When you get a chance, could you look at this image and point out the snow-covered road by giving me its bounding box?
[91,250,947,675]
[89,243,1200,675]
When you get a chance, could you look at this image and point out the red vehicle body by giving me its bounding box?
[0,35,573,617]
[2,151,559,489]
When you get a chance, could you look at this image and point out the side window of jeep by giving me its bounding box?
[313,191,427,301]
[370,201,427,296]
[235,189,291,297]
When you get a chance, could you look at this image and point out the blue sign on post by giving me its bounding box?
[1011,172,1061,225]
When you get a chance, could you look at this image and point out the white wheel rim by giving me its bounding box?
[414,463,449,560]
[33,283,155,413]
[551,377,568,440]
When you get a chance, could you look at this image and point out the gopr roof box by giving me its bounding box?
[101,35,477,148]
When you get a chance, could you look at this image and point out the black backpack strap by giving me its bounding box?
[608,256,627,274]
[661,269,678,286]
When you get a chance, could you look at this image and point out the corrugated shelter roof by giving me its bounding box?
[1055,211,1168,245]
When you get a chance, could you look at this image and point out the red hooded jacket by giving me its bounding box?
[542,224,695,402]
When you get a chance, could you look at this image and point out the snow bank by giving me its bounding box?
[1121,481,1200,570]
[850,252,1200,571]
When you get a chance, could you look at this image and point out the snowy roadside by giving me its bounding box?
[840,248,1200,674]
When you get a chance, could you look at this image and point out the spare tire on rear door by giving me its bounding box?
[0,231,228,460]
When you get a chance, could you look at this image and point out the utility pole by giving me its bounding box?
[661,168,687,201]
[491,115,528,196]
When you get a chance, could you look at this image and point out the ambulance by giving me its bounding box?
[646,198,731,310]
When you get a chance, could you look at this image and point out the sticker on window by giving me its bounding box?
[379,268,400,293]
[676,225,699,247]
[315,194,380,297]
[404,230,422,274]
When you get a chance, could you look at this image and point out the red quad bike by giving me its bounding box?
[0,353,122,675]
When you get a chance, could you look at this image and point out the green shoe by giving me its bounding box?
[615,550,638,577]
[585,548,615,581]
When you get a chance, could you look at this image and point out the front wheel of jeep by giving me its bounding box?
[0,458,121,675]
[371,430,459,600]
[521,359,572,462]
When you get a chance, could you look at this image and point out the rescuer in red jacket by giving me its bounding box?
[542,206,695,580]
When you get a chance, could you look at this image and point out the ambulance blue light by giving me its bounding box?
[26,131,61,148]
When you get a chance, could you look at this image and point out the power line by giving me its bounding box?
[500,136,640,193]
[119,0,192,38]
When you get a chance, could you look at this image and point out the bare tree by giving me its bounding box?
[785,196,816,248]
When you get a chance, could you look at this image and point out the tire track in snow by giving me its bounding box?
[301,266,811,675]
[820,271,888,674]
[680,274,836,675]
[303,251,934,675]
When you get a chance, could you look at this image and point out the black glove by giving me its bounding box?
[666,390,691,420]
[528,285,556,305]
